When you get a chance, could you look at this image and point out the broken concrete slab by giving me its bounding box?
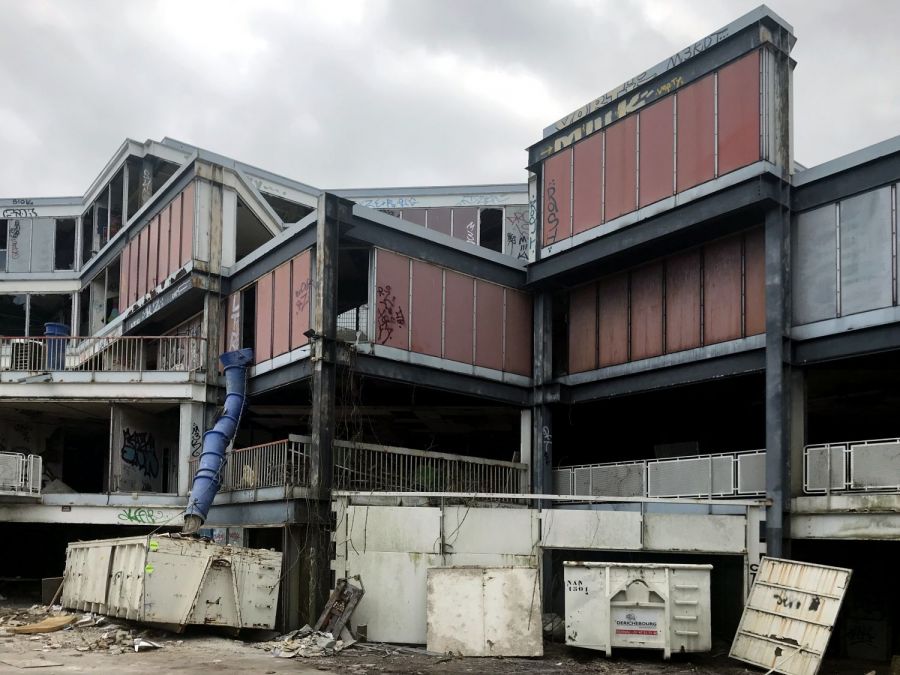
[10,615,77,634]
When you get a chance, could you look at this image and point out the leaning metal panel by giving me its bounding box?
[849,441,900,490]
[736,452,766,495]
[804,445,846,493]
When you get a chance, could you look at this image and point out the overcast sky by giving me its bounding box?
[1,0,897,198]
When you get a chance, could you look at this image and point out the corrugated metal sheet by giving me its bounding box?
[255,272,274,362]
[568,283,598,373]
[718,50,761,175]
[375,249,410,349]
[147,215,160,289]
[272,261,291,357]
[573,133,603,235]
[639,97,675,208]
[677,75,715,192]
[543,148,572,245]
[839,186,892,315]
[503,289,532,377]
[665,249,701,352]
[792,206,837,324]
[703,235,742,344]
[598,273,629,366]
[744,227,766,335]
[474,280,503,370]
[730,557,852,675]
[427,207,452,236]
[630,262,663,360]
[290,250,311,350]
[604,116,637,221]
[180,182,195,266]
[411,260,443,357]
[443,270,474,364]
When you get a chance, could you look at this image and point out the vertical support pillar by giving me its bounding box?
[519,409,532,491]
[178,402,205,497]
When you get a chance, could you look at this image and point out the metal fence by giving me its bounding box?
[553,450,766,499]
[0,335,206,373]
[336,305,369,341]
[188,435,309,492]
[0,452,42,496]
[804,437,900,493]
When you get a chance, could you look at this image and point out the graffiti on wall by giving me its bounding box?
[8,220,21,259]
[504,206,530,261]
[190,423,202,457]
[376,284,406,344]
[118,507,165,525]
[544,180,560,244]
[360,197,418,209]
[120,428,159,480]
[227,294,241,351]
[294,277,312,314]
[455,194,510,207]
[2,208,36,219]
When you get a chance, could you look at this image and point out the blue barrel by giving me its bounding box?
[43,322,69,370]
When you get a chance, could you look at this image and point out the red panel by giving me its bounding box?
[180,182,194,266]
[272,262,291,357]
[255,272,274,362]
[598,274,629,366]
[604,116,638,221]
[127,240,138,305]
[665,249,701,352]
[411,260,442,357]
[452,207,478,244]
[718,50,760,175]
[639,97,674,207]
[504,289,532,376]
[474,280,503,370]
[374,249,410,349]
[427,208,452,236]
[137,227,149,298]
[168,202,181,276]
[542,148,572,245]
[158,205,170,282]
[119,250,129,314]
[703,236,742,344]
[225,291,242,352]
[630,263,663,360]
[402,209,427,227]
[744,227,766,336]
[290,250,312,350]
[443,271,474,364]
[676,75,715,192]
[572,133,603,235]
[568,283,597,373]
[147,216,159,290]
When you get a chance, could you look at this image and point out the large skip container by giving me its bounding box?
[61,534,282,630]
[564,561,712,658]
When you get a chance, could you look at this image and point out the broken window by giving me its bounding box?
[0,295,26,336]
[77,286,90,336]
[54,219,76,270]
[235,198,274,262]
[260,192,313,225]
[0,219,6,271]
[478,208,503,252]
[28,294,71,336]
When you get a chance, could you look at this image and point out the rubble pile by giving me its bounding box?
[260,624,355,658]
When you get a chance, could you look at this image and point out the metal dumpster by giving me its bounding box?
[61,533,282,630]
[564,561,712,658]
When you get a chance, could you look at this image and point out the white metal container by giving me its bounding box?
[564,561,712,658]
[61,534,282,630]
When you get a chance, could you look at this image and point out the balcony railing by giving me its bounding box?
[553,450,766,499]
[804,437,900,494]
[0,452,42,497]
[0,335,206,373]
[189,435,309,492]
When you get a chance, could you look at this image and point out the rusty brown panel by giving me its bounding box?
[744,227,766,335]
[147,215,160,290]
[136,226,149,298]
[504,289,532,376]
[226,291,242,352]
[703,235,743,344]
[443,270,474,364]
[630,263,663,360]
[255,272,274,362]
[402,208,427,227]
[452,207,478,244]
[375,249,410,349]
[665,249,701,352]
[427,207,452,236]
[119,249,129,314]
[272,261,291,357]
[604,115,638,221]
[542,147,572,245]
[157,205,170,283]
[290,250,312,350]
[411,259,442,357]
[568,283,597,373]
[676,75,715,192]
[573,133,603,235]
[127,240,138,305]
[639,97,675,208]
[179,182,195,266]
[718,50,761,175]
[168,201,181,276]
[598,273,629,366]
[475,280,503,370]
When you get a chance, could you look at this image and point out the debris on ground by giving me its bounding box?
[314,578,365,639]
[9,613,77,634]
[133,637,162,652]
[260,623,355,658]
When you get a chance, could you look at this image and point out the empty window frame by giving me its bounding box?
[260,192,314,224]
[235,198,275,262]
[54,219,76,271]
[478,208,503,252]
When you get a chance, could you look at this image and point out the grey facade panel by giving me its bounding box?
[792,206,837,324]
[30,218,55,272]
[839,186,893,316]
[7,218,32,272]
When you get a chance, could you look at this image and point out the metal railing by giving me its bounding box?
[804,437,900,493]
[336,305,369,341]
[552,450,766,499]
[0,335,206,373]
[0,452,42,496]
[188,435,309,492]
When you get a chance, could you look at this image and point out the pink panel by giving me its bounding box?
[629,263,663,361]
[676,75,715,192]
[573,133,603,235]
[128,240,138,305]
[665,249,701,353]
[598,274,629,366]
[542,148,572,245]
[290,250,312,350]
[639,97,675,207]
[168,202,181,276]
[147,215,159,290]
[272,262,291,357]
[568,283,597,374]
[225,291,242,352]
[474,280,503,370]
[374,249,410,349]
[137,227,149,298]
[180,182,194,266]
[158,204,170,282]
[718,50,761,175]
[255,273,274,362]
[604,116,638,221]
[119,249,129,314]
[443,271,474,364]
[703,235,742,344]
[452,207,478,244]
[504,289,532,376]
[411,260,442,357]
[744,227,766,336]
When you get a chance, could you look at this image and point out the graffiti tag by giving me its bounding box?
[121,428,159,479]
[545,181,560,244]
[190,423,202,457]
[2,208,36,218]
[376,284,405,344]
[118,507,164,524]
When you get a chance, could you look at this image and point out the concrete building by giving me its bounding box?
[1,4,898,660]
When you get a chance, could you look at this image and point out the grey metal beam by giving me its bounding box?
[793,322,900,365]
[247,359,313,395]
[792,151,900,213]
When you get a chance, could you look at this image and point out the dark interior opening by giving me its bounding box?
[152,158,179,193]
[236,198,275,262]
[0,219,8,271]
[260,192,314,225]
[109,169,124,239]
[54,219,76,270]
[240,284,256,355]
[28,294,71,336]
[81,207,94,266]
[126,157,142,218]
[0,294,26,336]
[77,287,90,336]
[479,208,503,252]
[336,247,370,341]
[106,258,121,322]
